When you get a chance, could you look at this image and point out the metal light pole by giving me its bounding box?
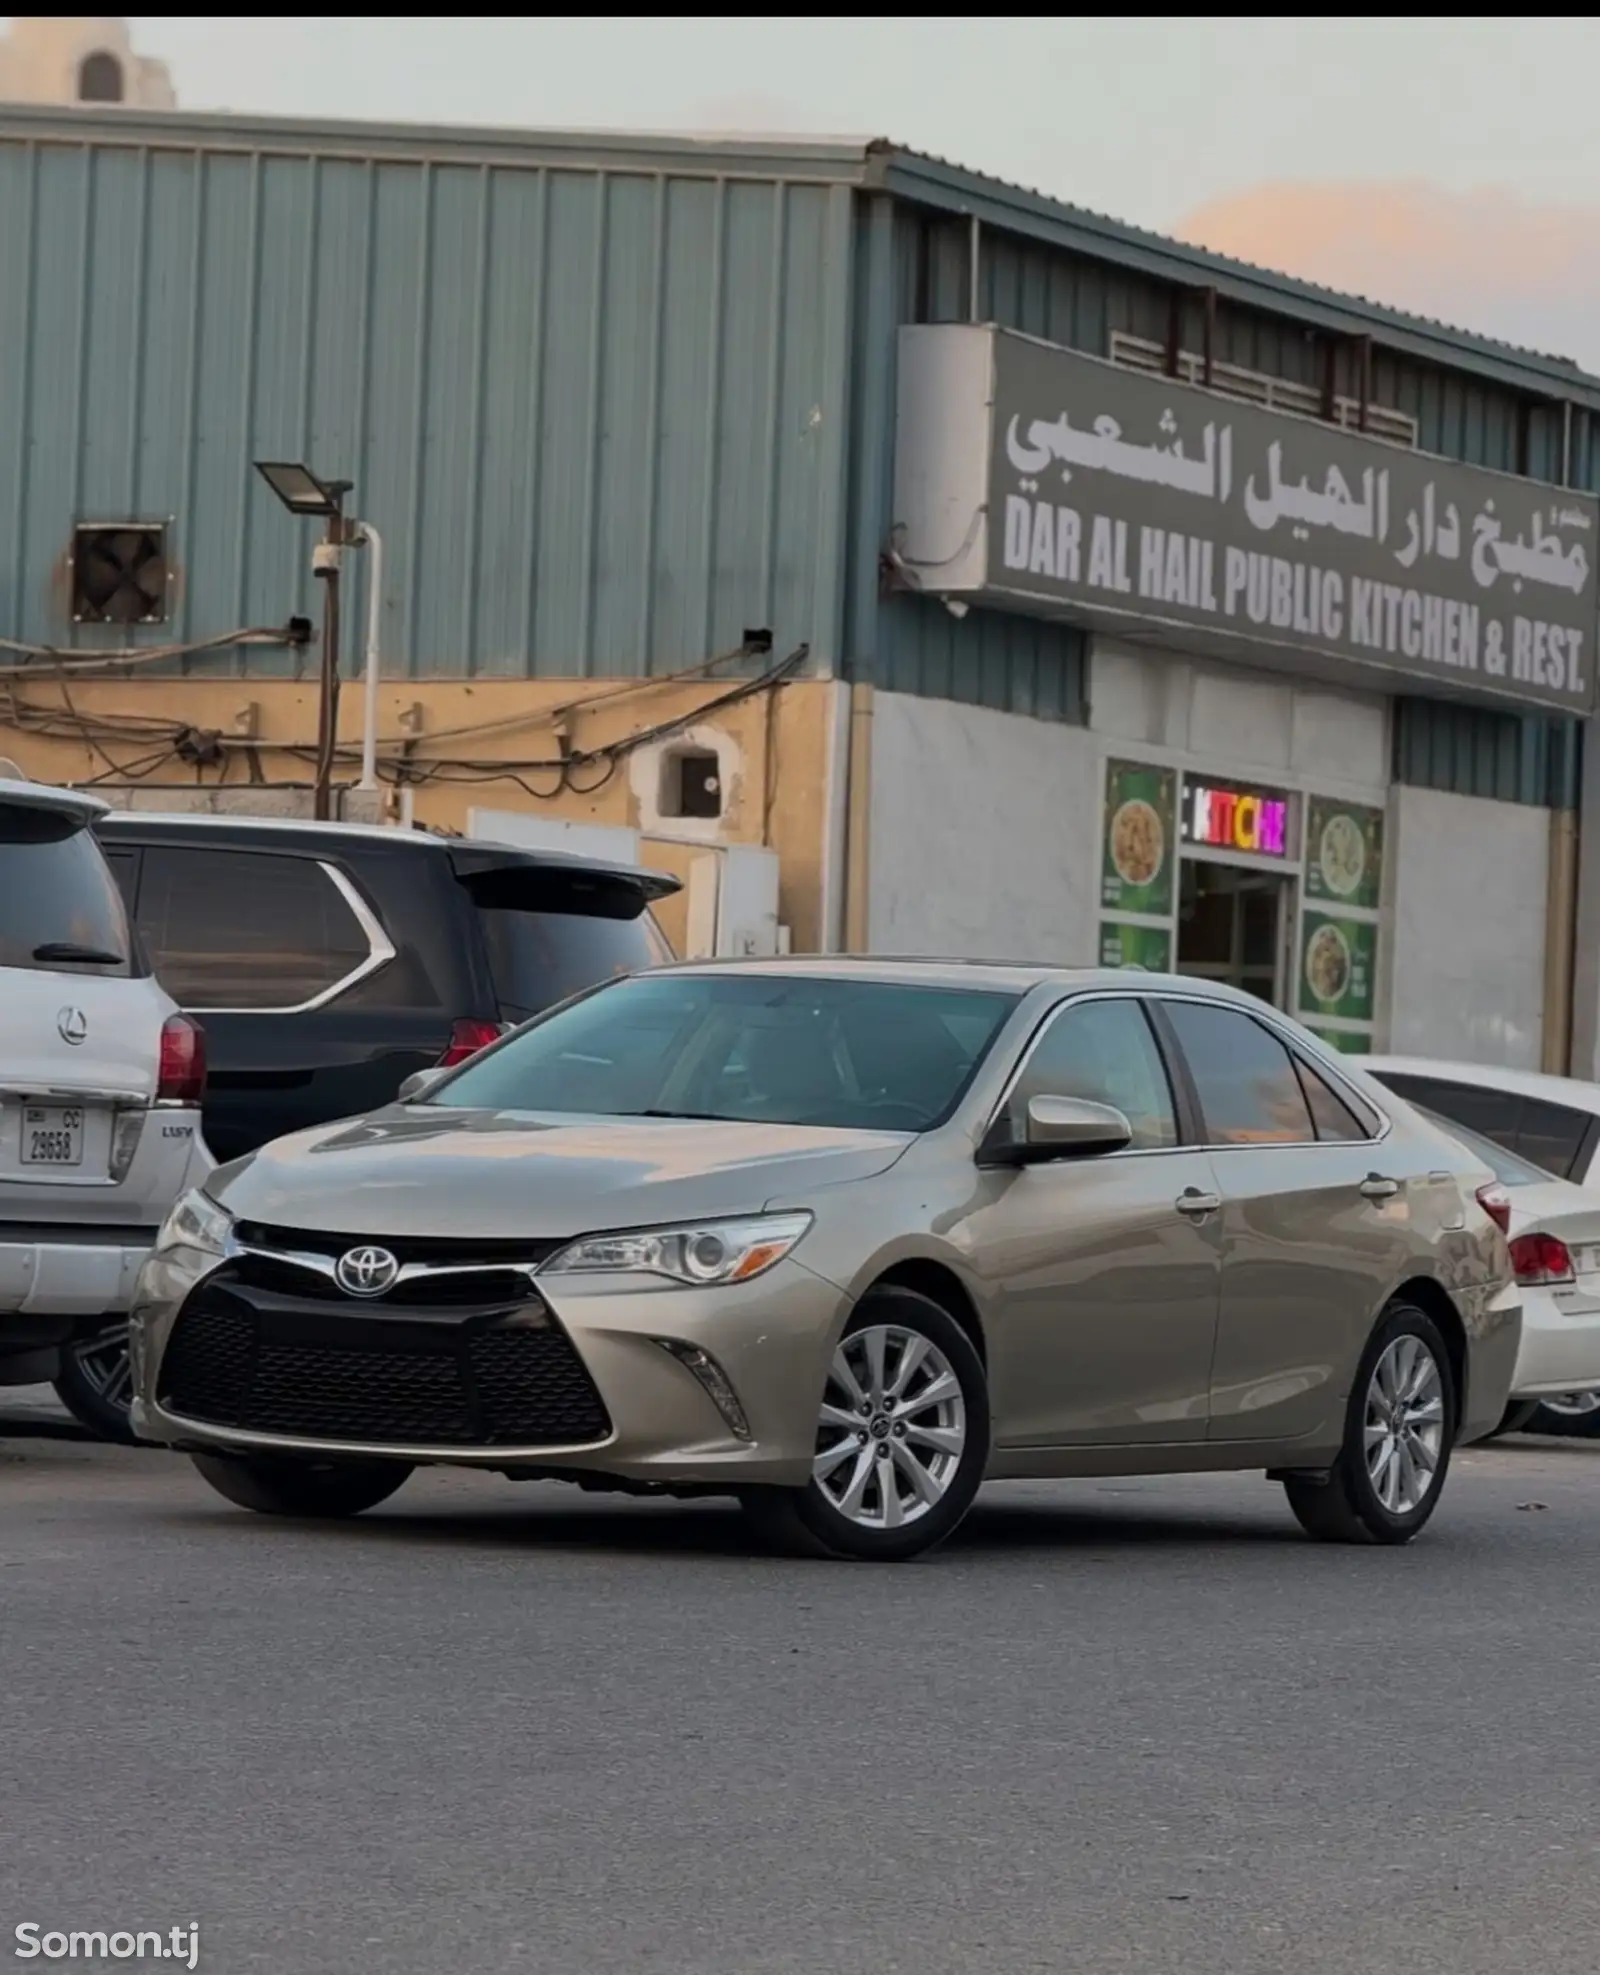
[255,461,356,821]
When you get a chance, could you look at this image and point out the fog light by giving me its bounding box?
[653,1338,752,1441]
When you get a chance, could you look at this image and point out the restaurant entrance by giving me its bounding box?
[1172,773,1298,1009]
[1175,859,1292,1008]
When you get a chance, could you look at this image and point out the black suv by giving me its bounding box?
[93,813,679,1166]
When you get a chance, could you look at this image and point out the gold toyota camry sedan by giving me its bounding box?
[129,961,1520,1562]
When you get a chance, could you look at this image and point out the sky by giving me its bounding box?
[60,18,1600,369]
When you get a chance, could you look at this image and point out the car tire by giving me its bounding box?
[1484,1399,1541,1441]
[1526,1392,1600,1437]
[190,1451,413,1519]
[1282,1300,1456,1546]
[738,1285,991,1563]
[52,1320,136,1445]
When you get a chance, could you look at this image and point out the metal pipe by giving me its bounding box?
[967,214,980,323]
[312,495,345,823]
[1561,399,1573,486]
[355,521,385,792]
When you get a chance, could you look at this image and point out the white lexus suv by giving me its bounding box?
[0,767,212,1438]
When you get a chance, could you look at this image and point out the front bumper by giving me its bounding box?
[1510,1282,1600,1398]
[130,1244,852,1489]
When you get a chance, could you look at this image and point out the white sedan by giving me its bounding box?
[1414,1107,1600,1436]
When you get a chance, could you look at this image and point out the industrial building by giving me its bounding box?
[2,98,1598,1071]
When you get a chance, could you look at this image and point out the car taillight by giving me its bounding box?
[1509,1231,1576,1287]
[157,1013,206,1105]
[1476,1182,1512,1235]
[437,1018,503,1068]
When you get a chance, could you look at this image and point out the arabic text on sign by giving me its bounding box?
[1186,784,1289,858]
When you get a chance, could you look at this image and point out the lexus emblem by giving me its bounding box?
[334,1245,400,1298]
[57,1007,87,1046]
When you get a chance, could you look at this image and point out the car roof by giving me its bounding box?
[639,957,1320,1007]
[0,774,108,826]
[92,808,679,893]
[1355,1053,1600,1117]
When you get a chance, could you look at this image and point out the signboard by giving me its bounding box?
[1297,910,1378,1025]
[1101,759,1178,916]
[1304,796,1385,912]
[1099,920,1172,972]
[1181,776,1292,858]
[901,324,1600,716]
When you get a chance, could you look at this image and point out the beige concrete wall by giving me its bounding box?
[0,674,839,956]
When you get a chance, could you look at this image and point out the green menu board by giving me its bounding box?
[1305,796,1385,912]
[1298,911,1378,1025]
[1099,921,1172,973]
[1101,760,1178,917]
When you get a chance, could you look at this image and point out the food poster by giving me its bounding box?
[1304,796,1385,913]
[1297,910,1378,1026]
[1098,920,1173,973]
[1102,760,1178,916]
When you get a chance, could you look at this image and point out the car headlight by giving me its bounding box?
[541,1212,813,1287]
[154,1188,233,1260]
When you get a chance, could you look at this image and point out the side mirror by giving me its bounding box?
[397,1066,449,1105]
[981,1093,1134,1166]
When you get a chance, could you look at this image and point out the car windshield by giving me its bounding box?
[0,802,133,975]
[429,972,1021,1131]
[1414,1105,1553,1188]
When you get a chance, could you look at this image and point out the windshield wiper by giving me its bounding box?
[621,1108,746,1122]
[33,941,125,965]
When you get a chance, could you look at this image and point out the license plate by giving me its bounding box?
[22,1105,85,1167]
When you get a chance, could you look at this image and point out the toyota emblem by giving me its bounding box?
[334,1245,400,1298]
[57,1006,88,1046]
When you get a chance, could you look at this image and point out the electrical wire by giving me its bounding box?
[0,640,811,806]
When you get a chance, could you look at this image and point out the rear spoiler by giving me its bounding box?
[446,841,681,909]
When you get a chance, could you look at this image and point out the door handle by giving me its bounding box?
[1360,1174,1400,1201]
[1175,1188,1221,1217]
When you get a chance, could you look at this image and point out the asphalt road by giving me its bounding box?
[5,1393,1600,1975]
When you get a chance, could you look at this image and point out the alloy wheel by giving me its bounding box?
[69,1324,133,1412]
[1363,1334,1446,1515]
[1538,1389,1600,1419]
[812,1323,966,1531]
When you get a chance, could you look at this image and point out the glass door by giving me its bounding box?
[1175,860,1290,1008]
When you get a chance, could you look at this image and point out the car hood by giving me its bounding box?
[207,1106,914,1239]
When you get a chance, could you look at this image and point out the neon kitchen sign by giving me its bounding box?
[1184,780,1289,857]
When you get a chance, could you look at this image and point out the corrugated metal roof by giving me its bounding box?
[4,102,1597,407]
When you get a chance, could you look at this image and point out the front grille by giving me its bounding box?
[228,1222,567,1312]
[233,1222,565,1269]
[158,1283,611,1449]
[228,1251,537,1310]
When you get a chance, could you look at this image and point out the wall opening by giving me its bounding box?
[77,51,126,103]
[658,745,723,820]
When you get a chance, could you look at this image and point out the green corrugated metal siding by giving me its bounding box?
[1393,699,1579,810]
[0,133,852,678]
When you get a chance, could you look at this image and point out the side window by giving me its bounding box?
[101,845,138,911]
[1514,1099,1592,1180]
[1375,1074,1522,1154]
[136,847,376,1010]
[1162,1001,1315,1145]
[1011,998,1178,1151]
[1293,1056,1372,1143]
